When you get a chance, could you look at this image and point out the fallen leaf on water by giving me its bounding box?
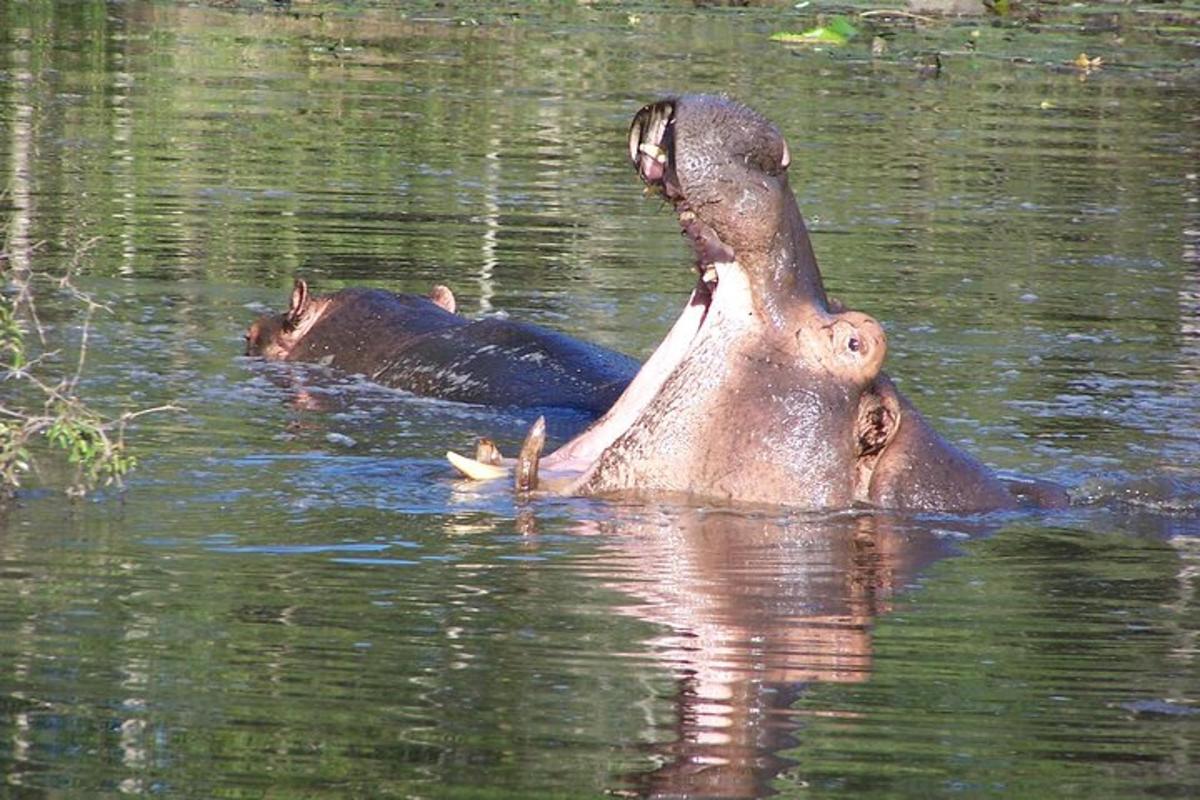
[771,16,859,46]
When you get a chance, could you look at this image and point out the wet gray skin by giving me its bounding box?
[488,95,1066,512]
[246,279,639,415]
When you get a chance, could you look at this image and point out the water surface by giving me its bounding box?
[2,2,1198,797]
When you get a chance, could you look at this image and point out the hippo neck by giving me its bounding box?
[745,193,829,326]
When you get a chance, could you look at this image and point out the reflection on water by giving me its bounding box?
[579,510,964,798]
[4,486,1195,796]
[2,1,1199,797]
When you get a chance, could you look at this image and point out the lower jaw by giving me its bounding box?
[541,275,717,471]
[543,260,756,476]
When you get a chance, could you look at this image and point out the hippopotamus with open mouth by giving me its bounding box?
[449,95,1066,512]
[246,279,638,415]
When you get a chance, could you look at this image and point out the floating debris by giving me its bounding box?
[771,16,859,46]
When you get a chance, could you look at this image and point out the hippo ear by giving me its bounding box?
[285,279,310,330]
[856,380,901,459]
[428,284,457,314]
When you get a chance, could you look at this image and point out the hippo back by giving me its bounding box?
[376,317,638,413]
[286,289,465,374]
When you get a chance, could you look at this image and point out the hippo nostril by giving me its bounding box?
[848,337,861,353]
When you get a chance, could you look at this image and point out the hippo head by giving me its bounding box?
[462,96,900,508]
[246,279,461,360]
[451,95,1029,511]
[245,279,323,359]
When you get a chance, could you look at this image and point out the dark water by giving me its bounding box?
[2,2,1198,797]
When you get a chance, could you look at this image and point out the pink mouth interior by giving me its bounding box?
[537,114,736,478]
[541,285,710,473]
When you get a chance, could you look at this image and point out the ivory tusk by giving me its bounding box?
[447,450,510,481]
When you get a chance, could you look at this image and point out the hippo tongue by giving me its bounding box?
[636,143,666,184]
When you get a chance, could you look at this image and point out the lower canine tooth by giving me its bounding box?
[703,266,717,284]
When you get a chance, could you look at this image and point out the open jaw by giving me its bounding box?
[629,99,736,296]
[447,99,749,488]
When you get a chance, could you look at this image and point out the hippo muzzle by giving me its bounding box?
[628,95,828,322]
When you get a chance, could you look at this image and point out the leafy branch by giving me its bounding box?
[1,234,182,499]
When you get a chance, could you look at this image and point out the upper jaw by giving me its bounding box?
[629,100,735,297]
[629,100,676,193]
[631,97,831,323]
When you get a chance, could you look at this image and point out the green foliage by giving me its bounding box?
[1,244,169,500]
[46,407,138,485]
[0,420,32,488]
[0,292,29,491]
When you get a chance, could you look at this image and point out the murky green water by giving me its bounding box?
[2,2,1198,797]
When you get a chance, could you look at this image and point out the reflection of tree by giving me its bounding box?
[1178,171,1199,383]
[571,509,965,798]
[6,54,32,273]
[0,2,704,360]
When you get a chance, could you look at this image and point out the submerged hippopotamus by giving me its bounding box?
[246,279,638,415]
[449,95,1066,512]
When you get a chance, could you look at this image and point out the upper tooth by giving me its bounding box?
[638,142,666,163]
[703,266,718,284]
[679,210,695,223]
